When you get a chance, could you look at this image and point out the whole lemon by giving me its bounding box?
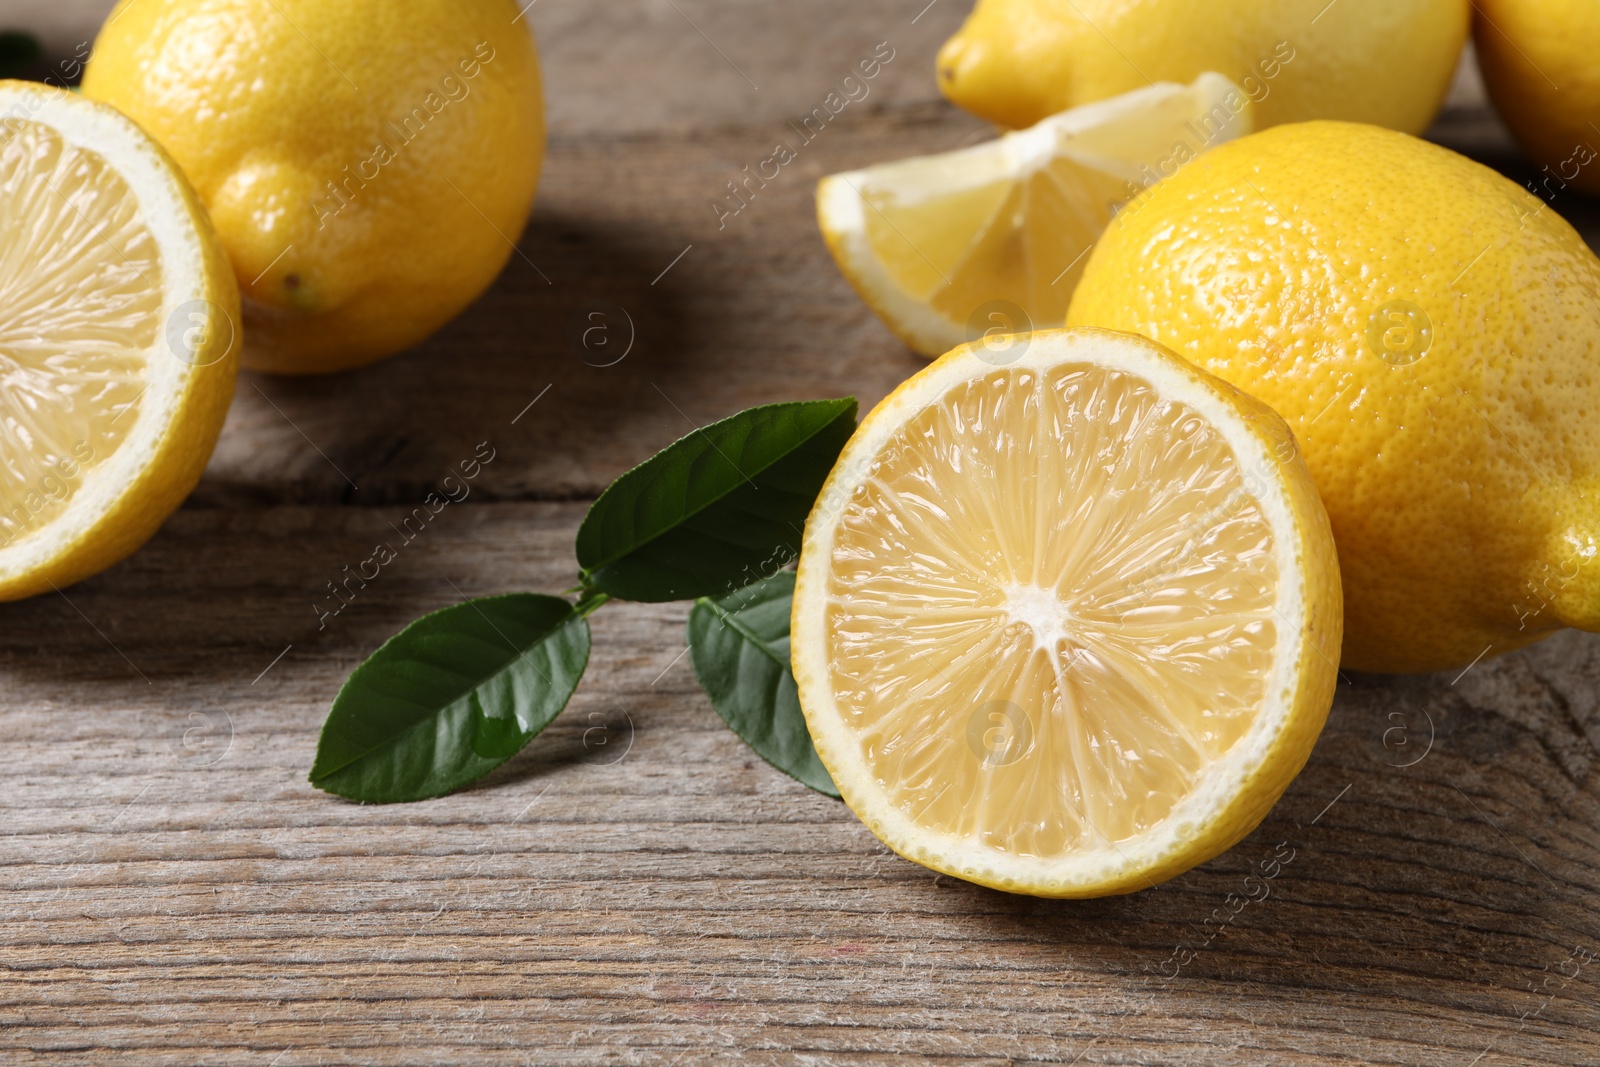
[84,0,544,374]
[1474,0,1600,197]
[1067,121,1600,674]
[938,0,1468,135]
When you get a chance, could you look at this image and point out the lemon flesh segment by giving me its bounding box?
[793,329,1341,897]
[0,118,161,545]
[817,74,1252,358]
[0,82,238,600]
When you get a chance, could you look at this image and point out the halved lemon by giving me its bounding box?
[792,328,1341,897]
[0,81,239,599]
[818,73,1251,358]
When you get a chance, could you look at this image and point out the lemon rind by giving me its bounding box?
[817,74,1250,359]
[0,81,238,598]
[792,327,1341,897]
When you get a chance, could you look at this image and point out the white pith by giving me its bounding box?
[0,83,211,583]
[817,73,1251,358]
[1002,582,1074,659]
[791,329,1309,894]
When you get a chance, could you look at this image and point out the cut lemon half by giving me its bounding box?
[818,74,1251,358]
[0,82,239,599]
[792,328,1341,897]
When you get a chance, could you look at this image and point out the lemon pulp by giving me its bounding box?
[824,363,1279,855]
[0,118,158,547]
[858,154,1130,328]
[818,75,1252,358]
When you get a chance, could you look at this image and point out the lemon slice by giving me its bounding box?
[818,74,1251,358]
[791,328,1341,897]
[0,82,239,599]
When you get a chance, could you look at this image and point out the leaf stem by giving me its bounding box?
[575,591,611,618]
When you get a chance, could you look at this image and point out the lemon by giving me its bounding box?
[818,75,1251,358]
[0,81,238,600]
[1474,0,1600,197]
[938,0,1468,135]
[83,0,544,375]
[1068,120,1600,674]
[792,328,1341,897]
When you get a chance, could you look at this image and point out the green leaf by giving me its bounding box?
[577,398,857,602]
[310,593,589,803]
[688,571,838,797]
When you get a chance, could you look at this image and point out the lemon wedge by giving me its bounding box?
[792,328,1341,896]
[0,82,239,599]
[817,74,1251,357]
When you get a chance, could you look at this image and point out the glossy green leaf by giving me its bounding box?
[310,594,589,803]
[688,571,838,797]
[577,398,857,602]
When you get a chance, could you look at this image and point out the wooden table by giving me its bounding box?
[3,3,1598,1063]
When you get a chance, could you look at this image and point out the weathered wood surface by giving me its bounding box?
[3,3,1600,1063]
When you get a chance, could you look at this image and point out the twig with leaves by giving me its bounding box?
[308,398,857,803]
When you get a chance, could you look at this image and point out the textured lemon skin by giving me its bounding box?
[83,0,543,375]
[0,82,239,601]
[1474,0,1600,197]
[1068,121,1600,673]
[793,329,1342,897]
[938,0,1467,135]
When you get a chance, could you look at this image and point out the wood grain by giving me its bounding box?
[2,3,1600,1063]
